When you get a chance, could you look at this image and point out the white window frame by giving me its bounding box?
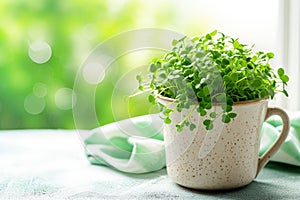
[279,0,300,110]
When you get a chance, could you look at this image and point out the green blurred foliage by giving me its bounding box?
[0,0,204,129]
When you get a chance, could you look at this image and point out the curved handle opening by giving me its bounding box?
[255,107,290,177]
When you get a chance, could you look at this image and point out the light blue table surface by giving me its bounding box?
[0,130,299,200]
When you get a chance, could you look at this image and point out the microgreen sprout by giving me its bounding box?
[137,30,289,131]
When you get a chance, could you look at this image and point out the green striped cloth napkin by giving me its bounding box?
[79,113,300,174]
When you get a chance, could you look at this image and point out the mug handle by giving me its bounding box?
[255,107,290,177]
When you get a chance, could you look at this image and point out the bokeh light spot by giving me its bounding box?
[28,40,52,64]
[24,94,45,115]
[55,88,75,110]
[83,62,105,85]
[33,82,47,97]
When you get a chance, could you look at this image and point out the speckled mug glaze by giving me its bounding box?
[160,97,290,190]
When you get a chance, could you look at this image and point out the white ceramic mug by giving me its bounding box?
[161,97,290,190]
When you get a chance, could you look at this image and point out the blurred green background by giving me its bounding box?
[0,0,205,129]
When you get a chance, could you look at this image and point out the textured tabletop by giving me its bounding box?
[0,130,299,200]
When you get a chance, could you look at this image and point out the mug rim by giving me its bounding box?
[157,94,269,105]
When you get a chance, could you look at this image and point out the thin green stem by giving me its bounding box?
[180,105,198,124]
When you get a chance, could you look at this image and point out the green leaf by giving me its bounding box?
[210,112,217,118]
[164,117,171,124]
[184,120,190,126]
[247,81,255,91]
[222,59,230,65]
[177,105,182,112]
[205,102,212,109]
[280,75,289,83]
[206,34,212,40]
[226,97,234,106]
[197,91,204,98]
[233,40,240,49]
[221,103,227,110]
[277,68,284,76]
[176,124,183,132]
[228,113,237,118]
[226,105,232,112]
[203,119,211,126]
[223,75,230,82]
[169,57,177,65]
[136,74,142,82]
[203,86,210,96]
[210,30,218,36]
[252,79,262,87]
[172,39,178,46]
[283,89,289,97]
[192,36,199,41]
[189,123,196,131]
[203,119,213,130]
[230,73,238,81]
[165,108,172,115]
[222,114,231,123]
[148,95,155,104]
[266,52,274,59]
[199,108,207,116]
[207,123,214,130]
[158,72,167,79]
[149,63,157,73]
[157,105,163,113]
[251,56,258,62]
[259,90,268,99]
[216,93,226,102]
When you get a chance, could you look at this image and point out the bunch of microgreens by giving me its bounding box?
[137,30,289,131]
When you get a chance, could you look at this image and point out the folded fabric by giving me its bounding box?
[79,113,300,174]
[79,115,165,173]
[260,112,300,166]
